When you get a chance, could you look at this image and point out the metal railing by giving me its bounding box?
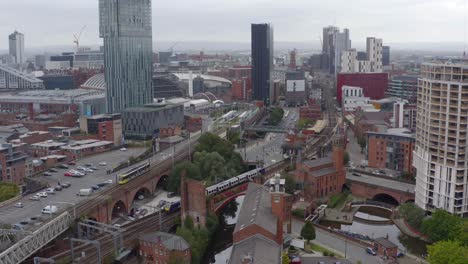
[0,212,72,264]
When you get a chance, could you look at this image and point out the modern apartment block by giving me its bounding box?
[386,75,418,103]
[340,37,383,73]
[99,0,153,113]
[413,61,468,216]
[8,31,25,64]
[322,26,351,74]
[251,23,273,105]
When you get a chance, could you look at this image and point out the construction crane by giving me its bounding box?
[168,42,179,55]
[73,25,87,51]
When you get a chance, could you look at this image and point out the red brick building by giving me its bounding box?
[231,78,251,101]
[79,114,122,146]
[139,232,191,264]
[159,126,182,138]
[294,135,345,201]
[299,104,322,122]
[337,73,388,105]
[184,115,202,133]
[373,237,398,259]
[16,131,52,145]
[229,179,292,264]
[367,128,415,174]
[0,143,30,185]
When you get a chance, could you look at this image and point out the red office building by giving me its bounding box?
[337,73,388,105]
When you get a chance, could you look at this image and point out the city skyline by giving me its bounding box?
[0,0,467,51]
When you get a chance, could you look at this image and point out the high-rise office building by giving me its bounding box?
[382,46,390,66]
[413,62,468,216]
[366,37,383,72]
[340,37,383,73]
[322,26,351,74]
[9,31,25,64]
[251,23,273,105]
[99,0,153,113]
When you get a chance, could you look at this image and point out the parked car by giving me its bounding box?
[36,192,48,198]
[29,195,40,201]
[54,185,63,191]
[77,188,93,196]
[64,171,73,177]
[14,202,23,208]
[68,161,76,165]
[77,166,87,171]
[167,192,176,198]
[85,163,94,167]
[42,172,52,176]
[104,179,113,184]
[379,170,386,175]
[60,182,71,188]
[56,164,69,169]
[12,224,26,230]
[42,205,58,214]
[90,166,98,171]
[45,188,55,194]
[49,168,59,172]
[120,148,127,152]
[84,168,94,173]
[397,252,405,258]
[366,247,377,256]
[352,172,361,176]
[90,185,100,191]
[97,182,107,188]
[99,162,107,166]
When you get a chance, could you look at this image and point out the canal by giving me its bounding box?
[203,195,245,264]
[320,206,428,256]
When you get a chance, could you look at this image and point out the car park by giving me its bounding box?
[42,172,52,176]
[37,192,48,198]
[29,195,40,201]
[14,202,23,208]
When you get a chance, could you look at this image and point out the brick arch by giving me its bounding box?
[128,180,155,207]
[156,174,170,191]
[213,192,246,213]
[372,193,399,206]
[110,199,128,220]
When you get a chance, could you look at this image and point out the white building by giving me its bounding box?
[413,62,468,216]
[341,85,376,112]
[0,64,44,89]
[340,37,383,73]
[8,31,24,64]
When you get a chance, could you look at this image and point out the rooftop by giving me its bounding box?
[139,232,190,251]
[172,73,231,85]
[0,89,105,104]
[374,237,398,248]
[367,128,415,139]
[0,65,44,84]
[234,182,278,236]
[302,157,333,168]
[31,141,67,148]
[123,103,182,113]
[312,167,338,177]
[229,235,281,264]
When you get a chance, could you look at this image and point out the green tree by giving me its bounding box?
[297,119,312,130]
[167,162,201,194]
[184,216,194,229]
[193,151,227,183]
[300,221,316,243]
[427,240,468,264]
[458,220,468,246]
[398,203,425,229]
[343,151,350,165]
[422,210,463,242]
[268,107,284,125]
[176,226,210,264]
[284,174,296,194]
[282,253,290,264]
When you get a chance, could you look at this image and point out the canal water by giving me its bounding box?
[320,206,428,256]
[204,195,245,264]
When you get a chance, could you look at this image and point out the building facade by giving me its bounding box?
[0,65,44,89]
[0,143,30,185]
[393,101,417,131]
[340,37,383,73]
[99,0,153,113]
[79,113,122,146]
[382,46,390,66]
[285,70,306,106]
[341,85,373,112]
[386,75,418,103]
[139,232,191,264]
[251,23,273,105]
[8,31,24,64]
[336,72,388,105]
[413,62,468,216]
[367,128,415,174]
[122,103,184,139]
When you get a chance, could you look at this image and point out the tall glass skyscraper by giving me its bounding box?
[99,0,153,113]
[251,23,273,105]
[9,31,25,64]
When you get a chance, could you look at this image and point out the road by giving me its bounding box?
[239,107,298,167]
[346,129,366,166]
[292,219,381,264]
[0,133,201,227]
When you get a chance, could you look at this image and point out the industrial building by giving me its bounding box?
[0,65,44,89]
[413,61,468,216]
[122,103,184,139]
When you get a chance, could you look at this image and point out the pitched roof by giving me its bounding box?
[233,182,278,236]
[229,234,281,264]
[374,237,397,248]
[139,232,190,251]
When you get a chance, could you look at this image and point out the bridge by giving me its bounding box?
[245,125,289,133]
[346,173,415,206]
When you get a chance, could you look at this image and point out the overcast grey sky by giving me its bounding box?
[0,0,467,50]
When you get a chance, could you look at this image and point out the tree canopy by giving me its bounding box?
[284,174,296,195]
[301,221,316,242]
[268,107,284,126]
[167,161,201,194]
[0,183,19,202]
[398,203,425,229]
[427,240,468,264]
[421,210,463,242]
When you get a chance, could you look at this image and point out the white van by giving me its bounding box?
[42,205,58,214]
[77,188,93,196]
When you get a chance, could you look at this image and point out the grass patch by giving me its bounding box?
[327,191,350,209]
[306,242,343,258]
[0,183,19,203]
